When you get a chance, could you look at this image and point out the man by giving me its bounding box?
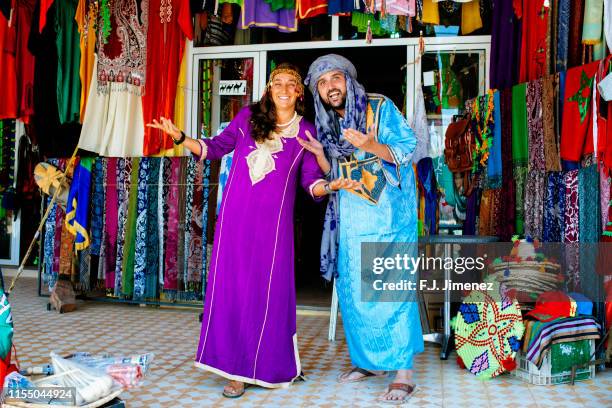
[300,54,424,404]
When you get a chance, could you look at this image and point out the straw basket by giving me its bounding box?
[488,261,563,302]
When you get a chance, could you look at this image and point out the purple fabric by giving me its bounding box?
[163,158,181,290]
[490,0,520,89]
[195,108,324,386]
[104,158,118,289]
[240,0,297,33]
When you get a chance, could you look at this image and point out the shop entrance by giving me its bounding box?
[267,47,408,308]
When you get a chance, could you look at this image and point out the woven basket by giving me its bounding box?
[488,261,562,300]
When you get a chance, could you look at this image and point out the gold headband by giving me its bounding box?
[267,68,304,91]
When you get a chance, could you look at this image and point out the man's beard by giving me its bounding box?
[322,89,346,110]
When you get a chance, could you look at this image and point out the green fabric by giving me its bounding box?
[122,159,140,297]
[220,0,243,4]
[582,0,604,44]
[352,12,390,36]
[262,0,293,11]
[55,0,82,124]
[511,83,528,165]
[550,340,591,376]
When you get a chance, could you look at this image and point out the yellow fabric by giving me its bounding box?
[461,0,483,35]
[421,0,440,25]
[76,0,96,123]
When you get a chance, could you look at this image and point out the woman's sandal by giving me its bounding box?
[378,383,418,405]
[337,367,387,383]
[222,381,250,398]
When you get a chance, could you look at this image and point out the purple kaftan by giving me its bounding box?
[194,107,324,387]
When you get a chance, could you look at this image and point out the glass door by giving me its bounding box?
[190,53,261,251]
[416,45,488,228]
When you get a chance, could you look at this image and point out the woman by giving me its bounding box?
[148,64,359,397]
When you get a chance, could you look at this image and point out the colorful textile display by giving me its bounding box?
[453,280,524,379]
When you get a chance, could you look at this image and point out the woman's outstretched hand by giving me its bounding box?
[146,117,181,142]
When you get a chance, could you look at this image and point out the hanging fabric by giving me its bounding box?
[518,0,549,82]
[543,172,565,242]
[512,83,528,235]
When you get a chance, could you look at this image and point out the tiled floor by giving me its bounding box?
[8,278,612,407]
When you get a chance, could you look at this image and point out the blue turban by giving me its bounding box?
[305,54,369,281]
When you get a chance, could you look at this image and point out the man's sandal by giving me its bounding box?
[222,381,250,398]
[337,367,387,383]
[379,383,418,405]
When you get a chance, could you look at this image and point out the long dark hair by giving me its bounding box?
[249,63,305,143]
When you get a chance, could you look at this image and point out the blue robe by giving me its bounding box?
[335,95,424,370]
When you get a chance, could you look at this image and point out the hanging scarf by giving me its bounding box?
[183,157,196,292]
[560,62,599,161]
[490,0,518,89]
[416,157,438,235]
[463,187,481,236]
[461,0,482,35]
[601,168,611,228]
[103,158,118,289]
[114,158,130,296]
[568,0,585,67]
[478,188,502,237]
[582,0,604,45]
[512,83,529,167]
[518,0,548,83]
[90,158,105,255]
[305,54,367,281]
[187,159,205,293]
[564,170,580,242]
[411,85,430,164]
[122,158,140,297]
[579,165,601,242]
[163,158,181,290]
[542,75,561,171]
[486,90,502,188]
[79,247,91,291]
[543,172,565,242]
[499,89,516,241]
[65,158,93,251]
[175,158,188,294]
[557,0,571,71]
[132,158,149,300]
[144,158,160,299]
[158,158,167,287]
[527,79,546,171]
[421,0,439,24]
[200,160,211,298]
[524,170,546,241]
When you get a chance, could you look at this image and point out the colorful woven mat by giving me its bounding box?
[453,279,525,379]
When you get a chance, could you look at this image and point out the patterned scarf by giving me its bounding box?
[90,158,106,256]
[200,160,211,298]
[163,158,181,290]
[556,0,571,71]
[183,158,196,292]
[104,158,118,290]
[543,172,565,242]
[114,158,131,296]
[527,79,545,171]
[175,158,188,294]
[305,54,367,281]
[122,158,140,297]
[542,75,562,171]
[499,89,515,241]
[187,159,205,294]
[524,170,546,241]
[145,158,161,299]
[579,165,601,243]
[133,158,149,300]
[512,84,528,235]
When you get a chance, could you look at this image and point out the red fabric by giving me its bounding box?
[298,0,328,20]
[141,0,193,156]
[513,0,522,19]
[526,291,575,322]
[0,9,18,119]
[518,0,548,83]
[15,0,36,122]
[560,62,599,161]
[0,350,17,389]
[38,0,52,32]
[597,57,612,172]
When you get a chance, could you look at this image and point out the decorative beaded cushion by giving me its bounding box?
[454,279,525,379]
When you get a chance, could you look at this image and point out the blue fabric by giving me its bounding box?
[306,54,368,281]
[417,157,438,234]
[543,172,565,242]
[145,158,161,299]
[334,96,424,370]
[557,0,570,72]
[133,158,149,300]
[90,158,105,256]
[65,158,92,250]
[327,0,358,15]
[487,91,503,188]
[559,71,566,125]
[568,292,594,316]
